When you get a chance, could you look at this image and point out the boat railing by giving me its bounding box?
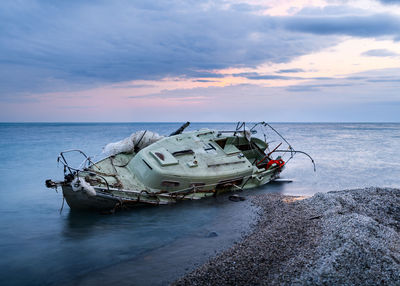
[58,149,90,173]
[56,149,111,191]
[228,121,315,171]
[273,149,316,172]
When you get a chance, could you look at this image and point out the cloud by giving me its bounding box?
[2,1,400,98]
[122,69,400,122]
[2,68,400,122]
[111,83,156,89]
[193,79,219,83]
[367,78,400,82]
[286,83,354,92]
[361,49,400,57]
[0,0,335,96]
[377,0,400,5]
[296,5,370,16]
[233,72,302,80]
[229,3,268,12]
[285,68,400,92]
[282,13,400,38]
[276,68,305,73]
[182,71,226,79]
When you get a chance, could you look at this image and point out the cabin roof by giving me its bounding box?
[131,129,254,183]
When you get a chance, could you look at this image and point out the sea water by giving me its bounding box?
[0,123,399,285]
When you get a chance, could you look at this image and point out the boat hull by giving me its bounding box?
[62,185,176,211]
[62,167,282,211]
[62,186,121,211]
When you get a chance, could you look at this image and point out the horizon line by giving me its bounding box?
[0,121,399,124]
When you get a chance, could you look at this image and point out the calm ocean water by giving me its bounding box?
[0,122,399,285]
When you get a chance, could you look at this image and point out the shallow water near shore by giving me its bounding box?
[0,122,399,285]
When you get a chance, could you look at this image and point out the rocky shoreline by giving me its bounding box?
[173,187,400,285]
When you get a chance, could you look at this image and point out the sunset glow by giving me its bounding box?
[1,0,400,121]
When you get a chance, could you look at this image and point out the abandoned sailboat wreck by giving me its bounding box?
[46,122,315,211]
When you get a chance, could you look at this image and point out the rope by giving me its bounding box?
[59,196,65,214]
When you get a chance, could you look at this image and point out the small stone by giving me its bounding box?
[207,231,218,238]
[229,194,246,202]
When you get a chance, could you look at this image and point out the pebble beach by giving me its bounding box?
[174,187,400,285]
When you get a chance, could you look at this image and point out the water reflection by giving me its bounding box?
[62,190,270,286]
[57,184,287,285]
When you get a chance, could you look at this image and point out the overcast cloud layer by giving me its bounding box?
[2,0,400,96]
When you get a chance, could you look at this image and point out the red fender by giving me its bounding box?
[266,159,285,169]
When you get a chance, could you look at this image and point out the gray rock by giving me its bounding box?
[173,187,400,285]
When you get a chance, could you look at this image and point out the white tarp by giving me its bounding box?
[71,177,96,196]
[103,130,163,156]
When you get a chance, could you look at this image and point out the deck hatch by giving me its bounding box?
[214,138,227,149]
[223,144,240,155]
[150,148,179,166]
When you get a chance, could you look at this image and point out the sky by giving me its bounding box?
[1,0,400,122]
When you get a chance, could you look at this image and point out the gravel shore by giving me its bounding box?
[173,187,400,285]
